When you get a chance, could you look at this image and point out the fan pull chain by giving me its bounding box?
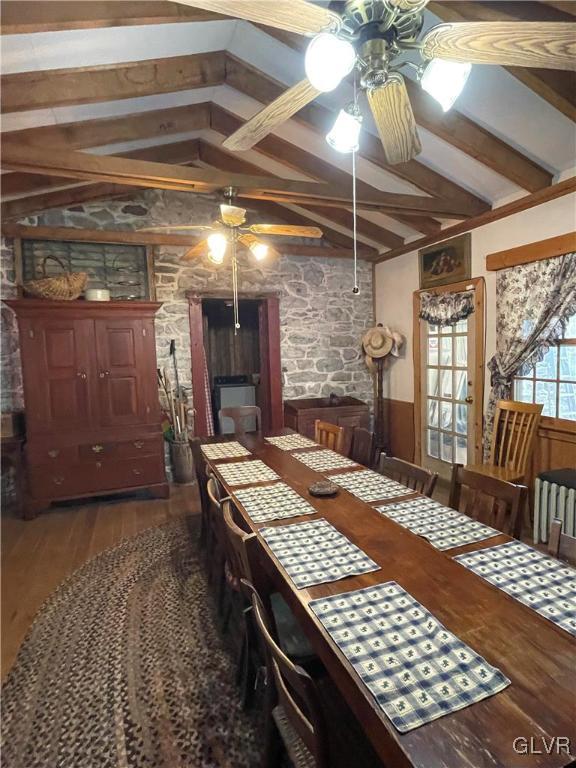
[232,236,240,335]
[352,147,359,295]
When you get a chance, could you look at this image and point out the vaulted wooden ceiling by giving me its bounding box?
[1,0,575,262]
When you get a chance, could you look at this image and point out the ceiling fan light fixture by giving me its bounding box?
[420,58,471,112]
[305,33,356,93]
[248,240,269,261]
[326,105,362,153]
[207,232,227,264]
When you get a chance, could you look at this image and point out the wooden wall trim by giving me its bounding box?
[486,231,576,271]
[3,224,203,247]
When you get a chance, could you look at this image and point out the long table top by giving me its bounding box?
[203,431,576,768]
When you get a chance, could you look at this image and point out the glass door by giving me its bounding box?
[420,316,476,480]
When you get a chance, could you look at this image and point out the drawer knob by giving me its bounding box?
[53,476,64,485]
[133,441,145,449]
[48,449,60,459]
[96,462,102,469]
[91,445,104,453]
[132,468,142,476]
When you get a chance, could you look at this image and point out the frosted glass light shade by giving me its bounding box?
[421,58,471,112]
[305,33,356,93]
[207,232,227,263]
[249,241,268,261]
[326,108,362,153]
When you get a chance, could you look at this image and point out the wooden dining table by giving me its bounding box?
[201,430,576,768]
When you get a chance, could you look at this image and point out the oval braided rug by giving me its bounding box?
[2,519,261,768]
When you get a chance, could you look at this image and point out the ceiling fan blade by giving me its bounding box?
[367,74,422,165]
[168,0,338,36]
[181,239,208,261]
[140,224,214,232]
[239,233,281,260]
[422,22,576,70]
[220,203,246,226]
[248,223,323,238]
[222,79,321,151]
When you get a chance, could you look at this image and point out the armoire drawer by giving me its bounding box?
[29,456,165,499]
[78,437,162,461]
[27,444,79,467]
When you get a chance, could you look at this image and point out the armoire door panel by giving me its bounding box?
[20,317,94,433]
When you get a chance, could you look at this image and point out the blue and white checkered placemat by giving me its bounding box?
[455,541,576,636]
[233,482,317,524]
[309,582,510,732]
[293,449,358,472]
[259,518,380,589]
[376,497,501,551]
[265,434,318,451]
[330,469,413,502]
[216,459,279,487]
[201,441,251,460]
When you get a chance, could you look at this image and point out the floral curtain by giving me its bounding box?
[419,290,475,327]
[485,252,576,447]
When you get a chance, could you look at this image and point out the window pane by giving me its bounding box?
[535,346,557,379]
[428,398,439,427]
[440,369,453,398]
[427,429,440,458]
[427,368,439,396]
[455,435,467,464]
[428,337,439,366]
[440,337,452,365]
[455,403,468,434]
[560,345,576,381]
[429,323,438,335]
[455,318,467,333]
[565,313,576,339]
[535,380,557,417]
[455,336,467,368]
[441,401,453,430]
[515,378,533,403]
[559,382,576,421]
[440,324,452,335]
[441,432,453,462]
[454,370,467,401]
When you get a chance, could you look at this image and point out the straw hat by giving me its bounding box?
[362,326,393,359]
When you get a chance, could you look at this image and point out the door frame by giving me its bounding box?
[413,277,485,467]
[187,290,284,437]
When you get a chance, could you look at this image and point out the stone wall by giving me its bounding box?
[1,189,374,421]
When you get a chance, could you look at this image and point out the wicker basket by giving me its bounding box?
[23,255,88,301]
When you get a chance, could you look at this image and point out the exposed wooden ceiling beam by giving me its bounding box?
[2,139,202,198]
[210,105,440,236]
[196,140,401,250]
[0,51,226,113]
[429,1,576,121]
[2,102,211,151]
[2,142,473,217]
[0,1,224,33]
[376,177,576,263]
[256,25,553,192]
[1,184,134,221]
[224,55,490,217]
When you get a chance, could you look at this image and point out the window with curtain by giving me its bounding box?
[513,312,576,420]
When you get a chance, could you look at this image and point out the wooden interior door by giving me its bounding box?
[95,317,151,426]
[19,316,94,434]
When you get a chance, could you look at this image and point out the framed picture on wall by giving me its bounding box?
[419,233,471,289]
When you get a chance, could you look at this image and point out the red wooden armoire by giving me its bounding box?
[6,300,168,518]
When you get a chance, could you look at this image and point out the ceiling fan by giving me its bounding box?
[171,0,575,165]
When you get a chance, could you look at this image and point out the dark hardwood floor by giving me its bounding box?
[1,484,199,679]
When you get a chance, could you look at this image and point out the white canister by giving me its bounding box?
[85,288,111,302]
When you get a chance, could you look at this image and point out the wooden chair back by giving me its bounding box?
[190,438,209,531]
[247,582,330,768]
[378,454,438,498]
[449,464,527,538]
[219,405,262,436]
[349,427,375,468]
[221,500,256,584]
[314,419,345,453]
[548,518,576,566]
[489,400,543,478]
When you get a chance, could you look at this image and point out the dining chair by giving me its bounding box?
[548,518,576,566]
[349,427,376,468]
[377,454,438,498]
[190,437,209,544]
[314,419,345,453]
[449,464,527,539]
[219,405,262,436]
[206,475,231,617]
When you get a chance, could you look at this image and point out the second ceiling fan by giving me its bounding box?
[171,0,575,165]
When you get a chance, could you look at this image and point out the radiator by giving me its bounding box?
[534,478,576,544]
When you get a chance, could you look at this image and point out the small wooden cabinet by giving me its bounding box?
[284,396,370,452]
[6,300,168,517]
